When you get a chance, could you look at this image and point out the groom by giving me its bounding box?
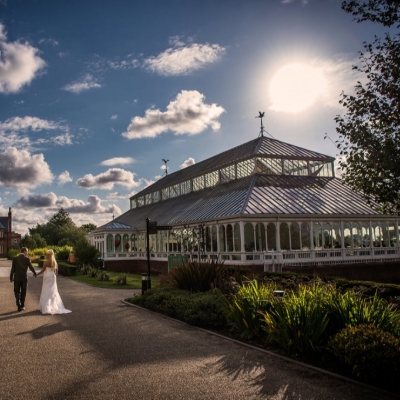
[10,247,37,312]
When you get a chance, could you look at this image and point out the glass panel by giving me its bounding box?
[237,159,254,178]
[352,223,362,248]
[115,234,122,252]
[205,226,211,252]
[205,171,219,188]
[170,183,180,198]
[130,199,137,209]
[280,223,290,250]
[323,222,333,248]
[152,191,160,203]
[226,224,233,252]
[220,165,235,183]
[107,234,114,252]
[343,222,352,248]
[219,225,226,252]
[310,161,333,177]
[137,233,145,252]
[193,176,205,191]
[267,223,276,251]
[244,223,254,252]
[313,222,323,249]
[255,223,266,251]
[388,222,397,246]
[381,222,389,247]
[145,193,152,205]
[256,158,282,174]
[332,222,342,248]
[284,159,308,176]
[290,222,301,250]
[301,222,310,249]
[137,196,144,207]
[234,223,241,252]
[180,180,191,195]
[161,187,169,200]
[211,225,217,252]
[130,234,137,251]
[123,234,130,252]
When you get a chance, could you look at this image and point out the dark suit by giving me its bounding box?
[10,253,36,310]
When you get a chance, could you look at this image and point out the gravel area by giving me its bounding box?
[0,259,398,400]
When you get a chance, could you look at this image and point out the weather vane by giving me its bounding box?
[162,159,169,176]
[255,111,274,139]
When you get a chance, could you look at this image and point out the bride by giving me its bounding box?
[37,249,71,315]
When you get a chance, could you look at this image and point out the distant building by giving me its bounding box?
[0,208,21,258]
[88,135,399,276]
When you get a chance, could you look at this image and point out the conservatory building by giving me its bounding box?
[88,135,400,273]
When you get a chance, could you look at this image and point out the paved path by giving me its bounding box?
[0,259,398,400]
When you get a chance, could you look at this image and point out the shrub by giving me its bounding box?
[79,264,90,275]
[225,280,277,339]
[57,261,77,276]
[327,324,400,388]
[168,259,228,292]
[97,270,111,281]
[73,238,98,266]
[129,287,228,329]
[54,246,72,261]
[8,248,20,259]
[115,272,127,285]
[88,267,98,278]
[261,283,330,359]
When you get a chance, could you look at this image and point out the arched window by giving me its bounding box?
[372,222,382,247]
[352,223,362,248]
[137,233,145,252]
[388,222,396,247]
[280,223,290,251]
[332,222,342,248]
[244,223,254,252]
[226,224,233,252]
[211,226,217,252]
[313,222,323,249]
[114,234,122,252]
[381,222,389,247]
[301,222,310,249]
[205,226,211,252]
[361,222,370,247]
[219,225,226,252]
[267,223,276,251]
[123,234,130,252]
[107,234,114,252]
[255,223,266,251]
[323,222,333,248]
[290,222,301,250]
[343,222,352,248]
[130,234,137,251]
[234,223,241,252]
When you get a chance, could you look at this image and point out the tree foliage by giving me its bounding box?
[334,1,400,213]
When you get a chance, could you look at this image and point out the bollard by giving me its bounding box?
[141,273,148,295]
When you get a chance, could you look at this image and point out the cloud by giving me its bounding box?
[180,157,195,169]
[143,40,225,76]
[0,23,46,94]
[39,38,59,46]
[88,55,139,72]
[110,114,118,120]
[13,192,121,214]
[57,171,73,185]
[107,192,124,199]
[76,168,140,190]
[122,90,225,139]
[63,74,101,93]
[0,116,72,151]
[0,147,53,189]
[100,157,135,166]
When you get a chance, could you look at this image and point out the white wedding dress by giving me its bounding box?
[38,267,72,315]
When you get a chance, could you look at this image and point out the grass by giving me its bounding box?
[68,271,160,289]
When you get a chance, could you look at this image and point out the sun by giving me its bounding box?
[268,62,326,113]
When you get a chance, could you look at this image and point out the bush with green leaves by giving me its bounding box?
[129,287,228,329]
[225,279,277,339]
[325,288,400,337]
[8,248,20,259]
[327,324,400,388]
[168,258,231,292]
[261,283,331,359]
[97,270,111,281]
[54,246,72,261]
[73,238,99,266]
[78,264,90,275]
[88,267,98,278]
[115,272,127,285]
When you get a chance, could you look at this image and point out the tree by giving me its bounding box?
[73,237,99,266]
[333,1,400,213]
[81,223,97,233]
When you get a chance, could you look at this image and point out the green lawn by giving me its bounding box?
[68,271,160,289]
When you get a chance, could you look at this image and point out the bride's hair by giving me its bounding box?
[46,249,57,270]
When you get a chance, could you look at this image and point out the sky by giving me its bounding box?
[0,0,391,235]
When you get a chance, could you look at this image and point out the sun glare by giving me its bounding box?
[269,62,326,113]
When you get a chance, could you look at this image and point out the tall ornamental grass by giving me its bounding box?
[261,283,330,358]
[225,280,277,339]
